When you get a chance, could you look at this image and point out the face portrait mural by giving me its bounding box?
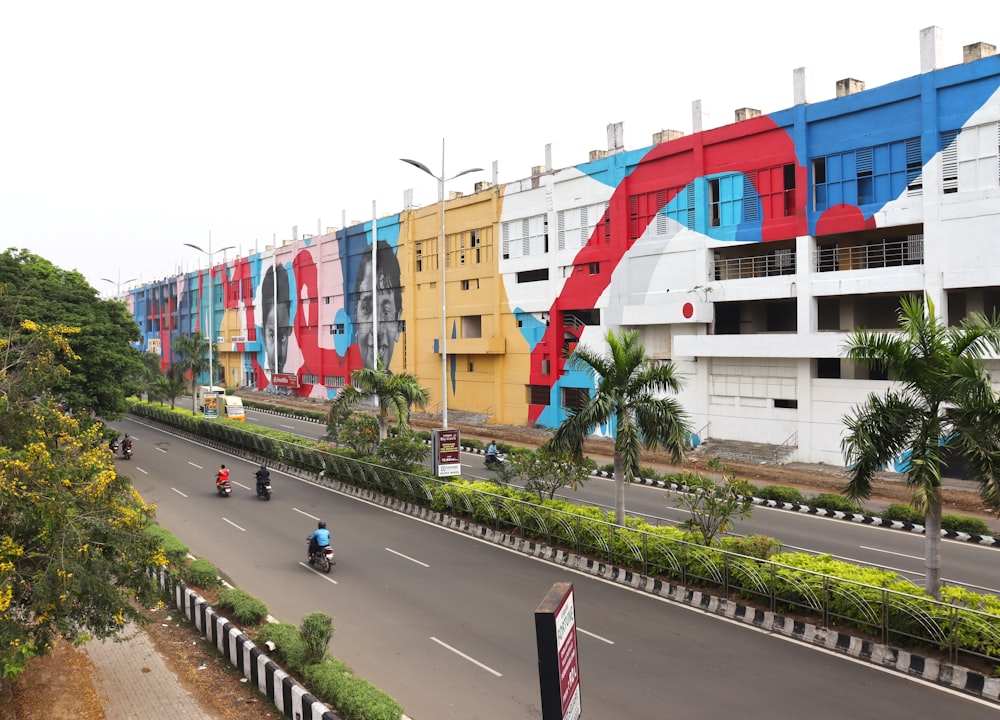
[354,241,402,371]
[261,263,291,374]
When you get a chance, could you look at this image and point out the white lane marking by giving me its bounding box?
[430,637,502,677]
[188,461,204,469]
[232,481,251,490]
[136,467,148,474]
[157,446,168,453]
[577,627,614,645]
[859,546,922,561]
[298,562,338,584]
[280,423,295,429]
[386,547,429,567]
[294,507,321,521]
[223,518,246,532]
[171,488,188,498]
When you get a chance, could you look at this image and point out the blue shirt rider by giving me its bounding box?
[308,521,331,560]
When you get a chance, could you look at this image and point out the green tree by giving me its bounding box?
[0,249,143,419]
[0,319,162,679]
[550,328,692,525]
[495,446,594,500]
[162,363,190,409]
[668,459,755,545]
[377,434,431,471]
[323,397,355,446]
[841,295,1000,598]
[332,364,430,442]
[171,333,210,415]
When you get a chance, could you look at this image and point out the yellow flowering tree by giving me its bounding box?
[0,320,162,679]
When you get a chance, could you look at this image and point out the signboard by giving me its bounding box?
[147,337,161,356]
[432,428,462,477]
[535,582,581,720]
[271,372,300,388]
[203,393,219,419]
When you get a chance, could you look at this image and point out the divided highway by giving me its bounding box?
[112,416,999,719]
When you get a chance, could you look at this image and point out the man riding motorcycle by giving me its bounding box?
[255,463,271,496]
[307,521,331,563]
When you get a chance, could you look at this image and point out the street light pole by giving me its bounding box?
[401,140,482,429]
[101,271,138,299]
[185,234,235,390]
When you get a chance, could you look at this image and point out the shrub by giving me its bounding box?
[599,463,614,474]
[300,612,334,666]
[638,465,661,481]
[216,587,269,626]
[718,533,781,559]
[942,514,991,535]
[182,558,221,588]
[881,503,924,524]
[753,485,805,504]
[808,493,862,514]
[144,525,189,566]
[258,622,308,673]
[463,437,484,450]
[303,659,404,720]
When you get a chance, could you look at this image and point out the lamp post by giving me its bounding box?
[401,140,482,429]
[184,234,235,390]
[101,272,138,299]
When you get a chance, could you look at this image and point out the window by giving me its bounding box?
[942,122,1000,193]
[461,279,480,290]
[467,361,474,372]
[708,175,743,227]
[813,138,921,210]
[324,375,345,388]
[516,268,549,283]
[559,201,611,250]
[330,323,345,335]
[528,384,550,405]
[470,229,482,263]
[415,242,423,272]
[589,262,601,275]
[302,374,319,385]
[562,386,590,410]
[461,315,482,339]
[541,359,550,375]
[773,399,798,409]
[745,163,796,220]
[502,215,548,258]
[628,188,691,240]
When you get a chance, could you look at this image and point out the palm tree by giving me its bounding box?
[841,294,1000,598]
[549,328,692,525]
[333,362,430,441]
[171,332,210,415]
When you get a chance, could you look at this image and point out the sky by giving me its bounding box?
[0,1,994,295]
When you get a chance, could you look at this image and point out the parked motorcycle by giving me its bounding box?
[307,541,335,573]
[216,478,232,498]
[256,476,272,501]
[484,452,507,469]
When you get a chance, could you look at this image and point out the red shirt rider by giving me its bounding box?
[216,464,230,488]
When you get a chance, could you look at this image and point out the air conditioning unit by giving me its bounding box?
[215,336,224,343]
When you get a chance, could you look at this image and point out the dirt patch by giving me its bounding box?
[1,603,282,720]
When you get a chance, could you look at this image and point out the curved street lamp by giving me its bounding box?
[101,272,138,299]
[401,140,482,429]
[184,235,235,391]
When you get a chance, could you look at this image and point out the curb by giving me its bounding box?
[152,568,341,720]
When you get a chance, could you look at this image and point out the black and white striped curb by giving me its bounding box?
[319,480,1000,706]
[594,471,1000,548]
[152,568,340,720]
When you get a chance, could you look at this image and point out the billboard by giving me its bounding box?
[535,581,581,720]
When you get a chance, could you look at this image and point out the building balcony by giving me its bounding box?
[435,336,506,355]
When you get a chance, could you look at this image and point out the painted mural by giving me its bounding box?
[130,51,1000,444]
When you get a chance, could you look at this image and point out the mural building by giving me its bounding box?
[128,28,1000,470]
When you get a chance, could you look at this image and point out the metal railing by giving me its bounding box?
[715,252,796,280]
[816,235,923,273]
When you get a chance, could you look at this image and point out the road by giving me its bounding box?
[113,417,1000,719]
[233,406,1000,594]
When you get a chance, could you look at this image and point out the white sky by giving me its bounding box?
[0,1,993,294]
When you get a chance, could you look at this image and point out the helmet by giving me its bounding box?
[318,521,327,529]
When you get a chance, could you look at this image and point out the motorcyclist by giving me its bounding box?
[255,463,271,495]
[216,464,230,490]
[486,440,499,465]
[109,436,119,455]
[307,520,331,562]
[121,433,132,457]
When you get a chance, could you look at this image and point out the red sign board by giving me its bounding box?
[432,428,462,477]
[535,582,581,720]
[271,373,300,388]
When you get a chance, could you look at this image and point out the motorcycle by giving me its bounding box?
[307,541,335,573]
[484,452,507,469]
[216,478,232,498]
[256,477,272,501]
[121,443,132,460]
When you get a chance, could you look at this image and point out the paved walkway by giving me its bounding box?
[85,623,214,720]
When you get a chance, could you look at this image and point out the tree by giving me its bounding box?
[668,459,755,545]
[495,446,594,501]
[332,363,430,442]
[171,333,210,415]
[162,363,190,409]
[550,328,692,525]
[0,319,162,679]
[0,249,143,419]
[841,295,1000,598]
[377,434,431,471]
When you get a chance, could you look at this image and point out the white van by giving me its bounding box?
[195,385,226,412]
[195,386,246,421]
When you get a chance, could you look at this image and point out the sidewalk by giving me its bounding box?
[85,623,214,720]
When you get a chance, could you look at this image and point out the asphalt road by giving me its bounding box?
[113,417,1000,719]
[234,407,1000,594]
